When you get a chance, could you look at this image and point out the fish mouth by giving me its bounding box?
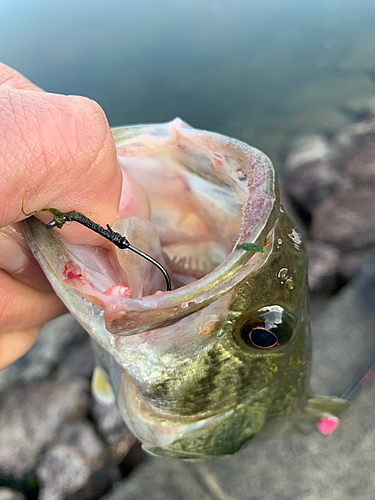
[23,119,278,337]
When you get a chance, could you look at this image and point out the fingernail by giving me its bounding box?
[0,232,28,274]
[119,167,151,220]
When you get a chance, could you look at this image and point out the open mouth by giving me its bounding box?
[24,120,278,337]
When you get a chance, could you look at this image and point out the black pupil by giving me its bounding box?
[249,327,277,348]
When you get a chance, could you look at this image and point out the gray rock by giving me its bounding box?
[102,271,375,500]
[311,187,375,251]
[0,489,26,500]
[334,119,375,158]
[339,247,375,281]
[0,314,88,394]
[91,400,136,461]
[343,144,375,185]
[0,379,89,480]
[306,240,341,293]
[286,160,344,214]
[285,135,332,173]
[101,459,214,500]
[37,422,120,500]
[37,444,91,500]
[56,340,95,381]
[311,263,375,397]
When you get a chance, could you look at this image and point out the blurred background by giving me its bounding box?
[1,1,375,499]
[2,0,375,168]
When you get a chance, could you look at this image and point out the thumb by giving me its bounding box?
[0,63,149,246]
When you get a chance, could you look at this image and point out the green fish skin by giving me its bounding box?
[22,119,346,459]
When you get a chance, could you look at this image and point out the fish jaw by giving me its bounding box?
[117,370,267,458]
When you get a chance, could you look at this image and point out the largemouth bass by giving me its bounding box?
[22,119,344,458]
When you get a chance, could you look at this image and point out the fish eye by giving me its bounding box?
[236,309,294,351]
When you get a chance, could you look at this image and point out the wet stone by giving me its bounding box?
[56,339,95,381]
[311,187,375,251]
[0,314,88,395]
[339,247,375,281]
[286,160,344,214]
[101,459,214,500]
[334,119,375,158]
[0,380,89,481]
[306,240,341,293]
[37,444,91,500]
[285,135,332,173]
[37,422,120,500]
[91,400,136,461]
[343,144,375,185]
[0,489,26,500]
[311,262,375,397]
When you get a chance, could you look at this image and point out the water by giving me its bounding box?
[1,0,375,166]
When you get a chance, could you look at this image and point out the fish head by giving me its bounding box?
[23,119,310,458]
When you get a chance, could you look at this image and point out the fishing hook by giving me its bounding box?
[44,210,172,292]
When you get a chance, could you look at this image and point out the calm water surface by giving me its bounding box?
[1,0,375,166]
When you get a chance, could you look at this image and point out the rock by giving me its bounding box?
[37,422,120,500]
[334,119,375,157]
[0,489,26,500]
[285,135,332,172]
[56,340,95,381]
[286,160,344,214]
[343,144,375,185]
[0,380,89,481]
[339,247,375,281]
[37,445,91,500]
[311,187,375,251]
[306,240,341,293]
[101,459,214,500]
[332,115,375,185]
[0,314,88,394]
[92,400,136,462]
[311,262,375,396]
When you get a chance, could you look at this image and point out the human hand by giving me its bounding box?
[0,62,149,370]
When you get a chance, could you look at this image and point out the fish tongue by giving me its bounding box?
[111,217,167,298]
